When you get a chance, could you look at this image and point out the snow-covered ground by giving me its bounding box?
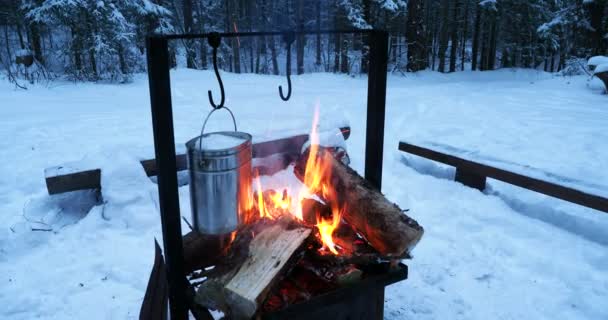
[1,69,607,319]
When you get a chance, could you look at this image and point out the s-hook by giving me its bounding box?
[208,32,225,109]
[279,31,295,101]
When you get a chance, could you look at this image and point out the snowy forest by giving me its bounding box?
[0,0,607,84]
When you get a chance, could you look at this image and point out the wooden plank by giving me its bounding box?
[399,141,608,213]
[45,167,101,195]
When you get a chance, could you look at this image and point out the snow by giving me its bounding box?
[197,133,248,150]
[1,69,607,319]
[594,64,608,74]
[588,56,608,68]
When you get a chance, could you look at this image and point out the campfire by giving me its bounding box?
[186,107,424,319]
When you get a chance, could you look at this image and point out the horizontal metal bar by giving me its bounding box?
[399,141,608,214]
[152,29,374,40]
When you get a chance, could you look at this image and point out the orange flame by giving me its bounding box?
[300,105,342,255]
[254,171,273,220]
[270,189,291,211]
[249,105,343,255]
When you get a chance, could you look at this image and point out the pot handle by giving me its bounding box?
[197,106,238,151]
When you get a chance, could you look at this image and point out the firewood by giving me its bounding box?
[295,149,424,256]
[300,198,411,264]
[195,219,312,319]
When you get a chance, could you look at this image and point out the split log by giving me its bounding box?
[295,149,424,256]
[195,220,312,319]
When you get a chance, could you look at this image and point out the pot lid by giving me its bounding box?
[186,131,252,157]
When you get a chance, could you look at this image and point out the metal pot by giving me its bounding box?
[186,108,252,235]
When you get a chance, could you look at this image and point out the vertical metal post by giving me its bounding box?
[365,30,389,190]
[146,36,188,320]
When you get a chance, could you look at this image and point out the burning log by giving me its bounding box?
[195,219,313,319]
[295,149,424,257]
[300,198,410,264]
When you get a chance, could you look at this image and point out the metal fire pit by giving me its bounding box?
[261,263,408,320]
[145,29,390,319]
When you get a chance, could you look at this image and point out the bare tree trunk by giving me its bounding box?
[29,22,44,65]
[488,11,497,70]
[437,0,450,73]
[471,3,481,71]
[586,0,607,55]
[406,0,427,72]
[480,26,488,71]
[118,43,127,75]
[230,0,241,73]
[430,4,439,70]
[296,0,305,75]
[460,0,469,71]
[360,0,371,73]
[257,0,268,74]
[16,24,25,49]
[195,0,208,69]
[183,0,195,68]
[247,0,254,73]
[333,1,341,73]
[269,0,279,75]
[89,47,97,79]
[501,48,510,67]
[449,0,460,73]
[316,0,322,66]
[340,34,349,74]
[269,36,279,75]
[4,26,12,63]
[71,26,82,72]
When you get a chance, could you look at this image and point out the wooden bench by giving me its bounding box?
[398,141,608,213]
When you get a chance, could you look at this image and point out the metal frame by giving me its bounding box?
[146,29,389,319]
